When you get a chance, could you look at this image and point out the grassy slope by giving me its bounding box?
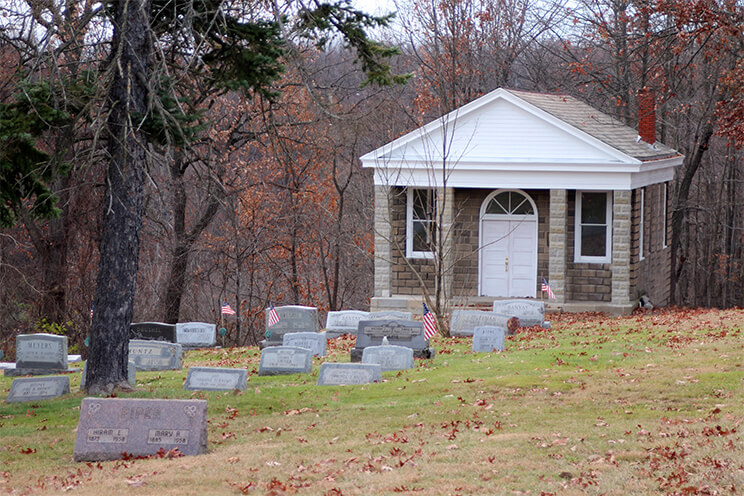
[0,308,742,495]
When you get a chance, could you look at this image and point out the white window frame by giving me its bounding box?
[662,182,668,248]
[639,188,645,261]
[406,188,436,259]
[574,191,613,264]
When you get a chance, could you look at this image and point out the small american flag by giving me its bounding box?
[89,303,94,319]
[267,302,280,327]
[542,277,556,299]
[422,302,438,339]
[221,301,236,315]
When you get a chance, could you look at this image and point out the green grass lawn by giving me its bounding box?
[1,308,743,495]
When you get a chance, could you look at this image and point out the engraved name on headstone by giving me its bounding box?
[282,332,327,357]
[362,345,414,371]
[73,398,208,461]
[184,367,247,391]
[7,376,70,403]
[492,300,545,328]
[175,322,217,348]
[129,322,177,342]
[325,310,370,338]
[367,311,413,321]
[128,340,183,371]
[258,346,313,376]
[15,333,68,370]
[450,310,511,337]
[317,363,382,386]
[472,326,506,353]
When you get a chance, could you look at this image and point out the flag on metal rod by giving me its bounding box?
[267,302,280,327]
[542,277,556,299]
[221,301,236,316]
[422,302,438,339]
[89,303,94,319]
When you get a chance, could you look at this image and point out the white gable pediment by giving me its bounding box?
[364,90,634,167]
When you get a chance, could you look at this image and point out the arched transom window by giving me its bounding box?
[484,190,535,216]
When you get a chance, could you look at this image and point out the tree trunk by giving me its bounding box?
[669,120,714,304]
[84,0,151,394]
[162,153,220,324]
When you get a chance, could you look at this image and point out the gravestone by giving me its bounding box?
[282,332,327,357]
[450,310,512,337]
[367,311,413,321]
[317,363,382,386]
[129,322,177,342]
[472,326,506,353]
[81,361,136,388]
[492,300,545,328]
[184,367,247,391]
[6,333,73,377]
[362,345,414,372]
[261,306,319,349]
[128,340,183,371]
[258,346,313,376]
[73,398,208,461]
[6,376,70,403]
[325,310,370,338]
[175,322,216,348]
[351,320,434,362]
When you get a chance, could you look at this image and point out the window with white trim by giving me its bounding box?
[639,188,645,261]
[575,191,612,263]
[407,188,437,258]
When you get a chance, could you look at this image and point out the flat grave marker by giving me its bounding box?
[6,376,70,403]
[325,310,369,338]
[450,310,512,337]
[73,398,208,461]
[472,326,506,353]
[317,363,382,386]
[362,345,414,371]
[129,322,176,342]
[184,367,247,391]
[176,322,216,348]
[258,346,313,376]
[128,340,183,371]
[283,332,327,357]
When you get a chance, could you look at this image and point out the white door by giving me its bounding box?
[479,191,538,297]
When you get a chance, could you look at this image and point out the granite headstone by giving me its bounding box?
[129,322,177,342]
[362,345,414,371]
[175,322,216,348]
[261,306,319,348]
[73,398,208,461]
[450,310,512,337]
[128,340,183,371]
[184,367,247,391]
[325,310,370,338]
[351,320,434,361]
[6,376,70,403]
[317,363,382,386]
[282,332,327,357]
[258,346,313,376]
[492,300,545,328]
[6,333,73,376]
[367,311,413,321]
[472,326,506,353]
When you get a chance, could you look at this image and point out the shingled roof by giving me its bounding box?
[506,89,680,162]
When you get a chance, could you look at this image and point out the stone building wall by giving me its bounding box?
[630,182,671,305]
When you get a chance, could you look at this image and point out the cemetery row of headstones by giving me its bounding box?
[4,301,548,460]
